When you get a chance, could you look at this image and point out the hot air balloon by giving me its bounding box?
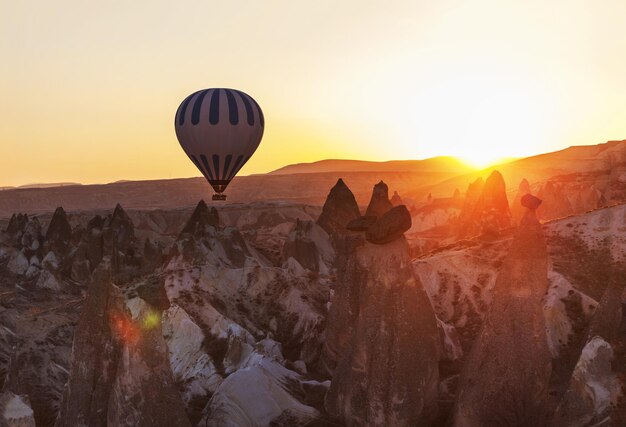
[175,88,264,201]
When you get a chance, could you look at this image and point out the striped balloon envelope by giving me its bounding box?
[175,88,264,200]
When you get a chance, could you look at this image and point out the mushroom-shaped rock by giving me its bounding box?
[365,205,412,244]
[317,179,361,235]
[365,181,393,218]
[521,193,542,210]
[346,215,377,232]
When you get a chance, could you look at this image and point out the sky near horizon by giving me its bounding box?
[2,0,626,186]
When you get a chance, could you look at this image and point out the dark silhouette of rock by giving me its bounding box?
[453,188,461,199]
[136,275,170,311]
[142,239,164,274]
[521,193,542,210]
[365,181,393,218]
[45,207,72,255]
[325,237,440,426]
[180,200,219,236]
[282,220,320,271]
[390,191,403,206]
[452,205,551,426]
[317,179,361,235]
[365,205,412,244]
[346,215,377,232]
[5,213,28,235]
[102,204,140,279]
[104,204,135,250]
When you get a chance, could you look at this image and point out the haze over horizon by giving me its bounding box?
[4,1,626,187]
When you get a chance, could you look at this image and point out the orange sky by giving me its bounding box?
[2,1,626,186]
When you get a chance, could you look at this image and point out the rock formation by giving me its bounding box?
[365,205,412,244]
[44,207,72,256]
[456,171,512,237]
[364,180,393,218]
[55,267,124,427]
[550,336,622,427]
[282,219,334,273]
[0,392,36,427]
[536,181,573,221]
[317,179,361,235]
[180,200,219,236]
[346,215,377,232]
[451,200,552,426]
[55,266,189,427]
[325,237,440,426]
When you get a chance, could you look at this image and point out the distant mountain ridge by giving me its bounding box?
[268,156,473,175]
[0,140,623,218]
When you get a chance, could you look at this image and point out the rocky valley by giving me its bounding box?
[0,141,625,426]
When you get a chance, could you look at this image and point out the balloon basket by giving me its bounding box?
[212,194,227,201]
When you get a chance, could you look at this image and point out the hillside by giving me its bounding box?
[267,156,473,175]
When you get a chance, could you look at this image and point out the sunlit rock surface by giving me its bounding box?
[452,207,552,426]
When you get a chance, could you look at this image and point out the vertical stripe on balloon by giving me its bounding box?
[212,154,220,180]
[235,90,254,126]
[177,91,198,125]
[225,90,239,125]
[191,90,209,125]
[209,89,220,125]
[227,154,244,179]
[223,154,232,180]
[200,155,215,180]
[250,97,264,127]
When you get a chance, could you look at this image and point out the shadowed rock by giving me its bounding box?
[346,215,377,232]
[5,213,28,236]
[550,336,621,427]
[320,236,365,375]
[136,275,171,311]
[325,237,440,426]
[45,207,72,255]
[180,200,219,236]
[365,205,412,244]
[56,266,190,427]
[55,267,123,427]
[317,179,361,235]
[521,193,542,210]
[451,205,551,426]
[365,180,393,218]
[282,219,320,271]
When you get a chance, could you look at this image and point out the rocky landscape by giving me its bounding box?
[0,141,625,426]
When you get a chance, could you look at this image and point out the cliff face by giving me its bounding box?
[325,237,440,426]
[452,207,552,426]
